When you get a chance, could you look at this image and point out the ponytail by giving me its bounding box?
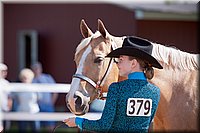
[144,64,154,80]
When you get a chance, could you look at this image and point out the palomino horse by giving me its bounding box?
[66,19,199,132]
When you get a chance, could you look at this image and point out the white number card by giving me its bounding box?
[126,98,152,117]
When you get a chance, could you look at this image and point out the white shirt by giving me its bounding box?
[12,91,39,113]
[0,78,10,131]
[0,78,10,111]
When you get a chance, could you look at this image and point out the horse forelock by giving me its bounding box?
[152,43,199,70]
[75,31,101,59]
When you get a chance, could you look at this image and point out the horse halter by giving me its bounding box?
[73,40,118,99]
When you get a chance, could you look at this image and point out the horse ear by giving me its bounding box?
[80,19,93,38]
[98,19,110,39]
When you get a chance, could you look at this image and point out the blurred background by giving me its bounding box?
[1,0,199,112]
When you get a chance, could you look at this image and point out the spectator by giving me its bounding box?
[0,86,3,132]
[0,63,12,132]
[31,62,58,131]
[11,68,40,133]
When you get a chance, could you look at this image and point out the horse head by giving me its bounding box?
[66,19,125,115]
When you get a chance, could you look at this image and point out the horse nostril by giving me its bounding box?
[75,96,82,105]
[73,94,77,98]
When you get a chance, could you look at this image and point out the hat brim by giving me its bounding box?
[106,47,163,69]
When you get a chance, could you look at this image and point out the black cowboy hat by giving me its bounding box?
[106,36,163,69]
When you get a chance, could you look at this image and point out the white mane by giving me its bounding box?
[152,42,199,70]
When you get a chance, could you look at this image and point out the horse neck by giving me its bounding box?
[118,76,127,81]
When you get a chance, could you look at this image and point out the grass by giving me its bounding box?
[3,121,79,133]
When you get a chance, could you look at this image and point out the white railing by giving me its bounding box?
[5,83,70,93]
[1,83,102,121]
[3,112,101,121]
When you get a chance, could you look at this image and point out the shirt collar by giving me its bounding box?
[128,72,147,80]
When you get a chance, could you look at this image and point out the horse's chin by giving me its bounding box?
[74,110,87,116]
[67,102,89,115]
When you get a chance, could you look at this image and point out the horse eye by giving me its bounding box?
[94,57,104,63]
[114,58,119,64]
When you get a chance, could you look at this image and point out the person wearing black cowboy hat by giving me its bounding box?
[63,36,163,132]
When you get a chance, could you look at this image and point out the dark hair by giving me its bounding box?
[128,56,154,79]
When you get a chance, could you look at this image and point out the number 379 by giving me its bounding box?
[126,98,152,117]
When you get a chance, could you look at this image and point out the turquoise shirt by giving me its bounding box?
[75,72,160,132]
[128,72,146,80]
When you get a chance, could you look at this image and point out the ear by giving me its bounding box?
[80,19,93,38]
[98,19,110,39]
[131,59,138,69]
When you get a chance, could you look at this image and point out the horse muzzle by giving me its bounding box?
[66,91,90,115]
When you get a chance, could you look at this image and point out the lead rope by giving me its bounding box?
[52,122,66,133]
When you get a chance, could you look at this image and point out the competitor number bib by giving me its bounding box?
[126,98,152,117]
